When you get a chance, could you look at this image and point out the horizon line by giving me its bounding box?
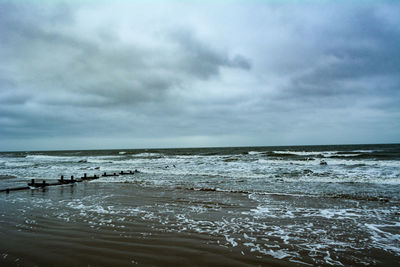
[1,142,399,153]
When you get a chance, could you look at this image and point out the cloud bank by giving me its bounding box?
[0,0,399,150]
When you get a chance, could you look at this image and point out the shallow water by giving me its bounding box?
[0,144,399,266]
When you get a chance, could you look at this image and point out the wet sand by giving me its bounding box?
[1,181,399,266]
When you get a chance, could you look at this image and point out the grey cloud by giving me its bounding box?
[169,29,251,79]
[1,6,250,107]
[275,4,400,105]
[0,1,398,150]
[0,2,253,142]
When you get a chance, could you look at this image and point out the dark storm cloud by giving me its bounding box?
[277,3,400,103]
[170,29,251,79]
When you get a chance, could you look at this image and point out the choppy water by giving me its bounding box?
[0,144,399,266]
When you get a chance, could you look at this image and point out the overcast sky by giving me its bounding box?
[0,0,399,151]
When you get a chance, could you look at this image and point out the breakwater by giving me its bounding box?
[0,169,140,193]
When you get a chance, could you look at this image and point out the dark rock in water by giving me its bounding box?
[303,169,313,174]
[94,167,100,170]
[320,160,328,165]
[78,159,88,163]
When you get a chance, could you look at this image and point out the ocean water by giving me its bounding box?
[0,144,399,266]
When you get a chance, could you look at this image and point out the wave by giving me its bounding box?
[344,163,367,168]
[181,187,394,202]
[272,151,318,156]
[130,153,164,159]
[327,153,399,160]
[262,151,305,158]
[223,157,240,162]
[183,187,251,194]
[0,175,17,180]
[25,155,72,160]
[248,151,263,155]
[324,193,391,202]
[258,149,400,161]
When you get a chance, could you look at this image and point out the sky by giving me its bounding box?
[0,0,399,151]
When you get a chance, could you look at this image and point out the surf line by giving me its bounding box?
[0,170,140,194]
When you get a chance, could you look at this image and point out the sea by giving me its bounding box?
[0,144,399,266]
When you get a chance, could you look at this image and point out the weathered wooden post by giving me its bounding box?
[71,175,74,182]
[60,175,64,182]
[42,180,46,187]
[84,173,87,178]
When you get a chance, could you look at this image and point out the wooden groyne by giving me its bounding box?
[0,169,140,194]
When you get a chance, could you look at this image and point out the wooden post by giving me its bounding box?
[84,173,87,178]
[71,175,74,182]
[42,180,46,187]
[61,175,64,182]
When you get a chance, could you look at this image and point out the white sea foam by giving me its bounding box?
[272,150,319,156]
[365,222,400,254]
[224,235,238,247]
[131,153,164,158]
[353,150,380,153]
[25,155,78,161]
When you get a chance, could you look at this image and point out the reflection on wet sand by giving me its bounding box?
[1,181,399,266]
